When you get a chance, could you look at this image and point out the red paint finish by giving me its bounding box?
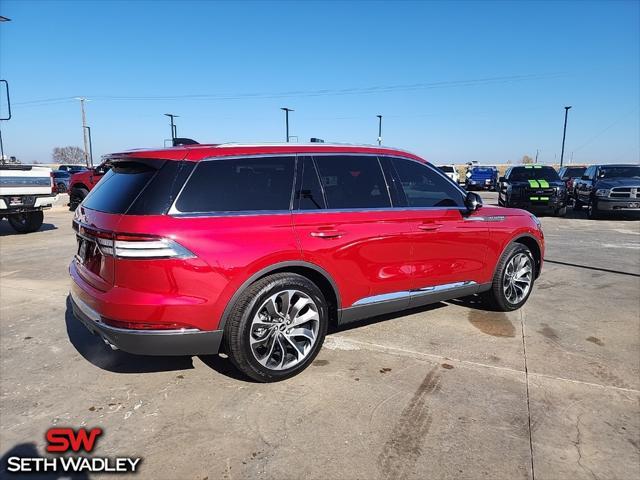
[69,144,544,334]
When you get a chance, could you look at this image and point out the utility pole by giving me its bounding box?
[75,98,90,167]
[560,106,572,168]
[535,149,539,163]
[377,115,383,146]
[281,107,293,142]
[164,113,179,144]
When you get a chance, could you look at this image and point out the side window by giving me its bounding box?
[313,155,391,209]
[387,157,465,208]
[175,156,295,213]
[504,167,512,180]
[297,156,326,210]
[584,166,595,179]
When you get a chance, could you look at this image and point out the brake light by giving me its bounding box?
[77,224,195,259]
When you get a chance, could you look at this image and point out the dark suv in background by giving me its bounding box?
[557,165,586,201]
[573,164,640,219]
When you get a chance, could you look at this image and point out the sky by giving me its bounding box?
[0,0,638,165]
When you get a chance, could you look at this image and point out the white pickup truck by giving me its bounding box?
[0,165,57,233]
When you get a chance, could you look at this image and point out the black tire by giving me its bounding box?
[69,187,89,211]
[555,206,567,217]
[8,211,44,234]
[587,199,602,219]
[573,198,583,211]
[224,273,328,382]
[482,243,536,312]
[57,182,67,193]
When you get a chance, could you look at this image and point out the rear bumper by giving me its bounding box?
[69,289,223,356]
[0,195,56,211]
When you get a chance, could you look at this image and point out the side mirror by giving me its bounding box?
[499,176,506,183]
[465,191,483,212]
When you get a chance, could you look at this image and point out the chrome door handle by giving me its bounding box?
[310,230,345,239]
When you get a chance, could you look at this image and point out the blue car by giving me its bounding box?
[466,166,499,191]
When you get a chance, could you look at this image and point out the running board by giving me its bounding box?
[338,281,491,325]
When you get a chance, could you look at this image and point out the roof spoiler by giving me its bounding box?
[172,138,199,146]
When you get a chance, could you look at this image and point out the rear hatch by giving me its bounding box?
[72,158,194,291]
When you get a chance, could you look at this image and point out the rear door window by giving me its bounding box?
[312,155,391,209]
[175,156,295,213]
[297,156,326,210]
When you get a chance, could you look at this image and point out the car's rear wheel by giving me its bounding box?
[482,243,535,312]
[8,211,44,234]
[224,273,328,382]
[69,187,89,211]
[57,182,67,193]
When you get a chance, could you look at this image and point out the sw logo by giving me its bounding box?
[4,427,141,474]
[46,427,103,453]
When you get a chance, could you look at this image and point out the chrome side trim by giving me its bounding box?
[352,281,477,306]
[464,215,506,222]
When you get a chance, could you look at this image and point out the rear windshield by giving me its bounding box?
[509,167,560,181]
[561,167,585,178]
[175,156,295,213]
[439,166,455,173]
[471,167,495,174]
[81,160,195,215]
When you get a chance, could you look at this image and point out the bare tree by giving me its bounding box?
[52,146,85,164]
[521,155,534,164]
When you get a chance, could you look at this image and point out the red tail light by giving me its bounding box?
[76,223,195,259]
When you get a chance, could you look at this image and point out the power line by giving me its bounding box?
[12,72,566,107]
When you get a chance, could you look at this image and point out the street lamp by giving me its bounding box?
[280,108,294,142]
[560,106,572,168]
[376,115,383,146]
[164,113,179,142]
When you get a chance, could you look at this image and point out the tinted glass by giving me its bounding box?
[561,167,586,178]
[313,155,390,209]
[508,167,561,181]
[472,167,495,174]
[53,171,70,178]
[297,156,326,210]
[439,166,454,173]
[176,156,295,213]
[599,166,640,179]
[390,157,464,208]
[82,162,157,214]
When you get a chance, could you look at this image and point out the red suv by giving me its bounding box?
[69,143,544,381]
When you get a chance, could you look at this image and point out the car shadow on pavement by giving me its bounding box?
[64,296,194,374]
[446,294,505,312]
[0,222,58,236]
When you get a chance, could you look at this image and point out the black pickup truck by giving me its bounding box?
[498,165,567,216]
[573,164,640,219]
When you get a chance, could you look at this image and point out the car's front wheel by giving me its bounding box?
[482,243,535,311]
[587,199,602,219]
[224,273,328,382]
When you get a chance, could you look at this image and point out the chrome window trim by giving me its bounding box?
[352,281,477,306]
[168,152,468,218]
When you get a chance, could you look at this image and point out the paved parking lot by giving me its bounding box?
[1,192,639,479]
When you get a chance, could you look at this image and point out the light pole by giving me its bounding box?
[83,126,93,166]
[75,97,90,167]
[164,113,179,143]
[281,107,293,142]
[376,115,383,146]
[560,106,572,168]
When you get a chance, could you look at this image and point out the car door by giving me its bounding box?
[292,155,414,316]
[380,156,491,303]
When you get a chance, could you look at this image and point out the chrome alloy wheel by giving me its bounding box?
[503,253,533,305]
[249,289,320,370]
